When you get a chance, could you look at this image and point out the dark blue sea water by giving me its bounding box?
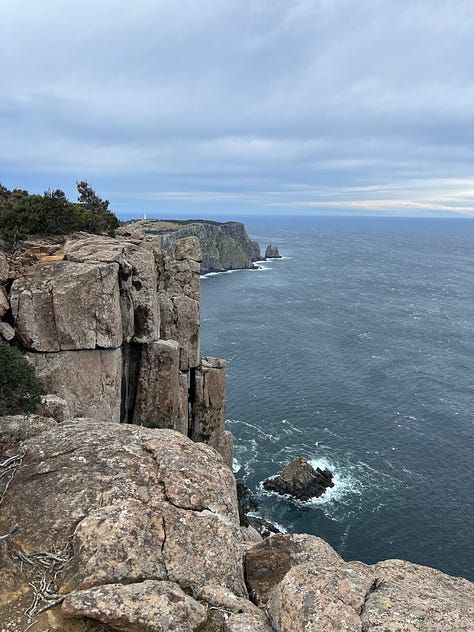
[200,216,474,581]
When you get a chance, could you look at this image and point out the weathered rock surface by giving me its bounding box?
[0,284,9,318]
[263,457,334,501]
[62,580,207,632]
[0,249,9,282]
[64,236,159,344]
[133,340,182,430]
[0,320,15,341]
[10,260,122,351]
[191,356,233,467]
[28,348,122,423]
[245,533,343,605]
[245,534,474,632]
[265,243,281,258]
[36,394,71,422]
[0,417,246,631]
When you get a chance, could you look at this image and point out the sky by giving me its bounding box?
[1,0,474,220]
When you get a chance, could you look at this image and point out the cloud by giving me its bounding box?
[1,0,474,217]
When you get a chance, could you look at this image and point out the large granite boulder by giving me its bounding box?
[64,236,159,344]
[0,417,247,631]
[28,348,122,423]
[245,534,474,632]
[263,457,334,501]
[10,260,122,351]
[0,284,9,318]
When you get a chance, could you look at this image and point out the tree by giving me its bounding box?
[76,181,119,235]
[0,341,45,415]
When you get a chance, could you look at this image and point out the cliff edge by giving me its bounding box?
[125,219,261,274]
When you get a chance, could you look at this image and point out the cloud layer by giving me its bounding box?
[1,0,474,218]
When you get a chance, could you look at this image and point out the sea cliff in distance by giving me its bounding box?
[125,218,261,274]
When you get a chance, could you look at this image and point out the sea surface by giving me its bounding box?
[200,216,474,581]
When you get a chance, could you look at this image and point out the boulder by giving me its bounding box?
[133,340,182,430]
[37,394,71,422]
[245,534,342,605]
[64,236,159,344]
[263,457,334,501]
[0,321,15,341]
[28,348,122,423]
[0,285,9,318]
[62,580,207,632]
[0,250,9,283]
[0,418,247,631]
[244,534,474,631]
[10,260,122,351]
[265,244,280,258]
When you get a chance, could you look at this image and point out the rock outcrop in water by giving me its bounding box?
[125,218,261,274]
[263,457,334,501]
[265,243,281,258]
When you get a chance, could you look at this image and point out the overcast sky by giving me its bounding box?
[1,0,474,219]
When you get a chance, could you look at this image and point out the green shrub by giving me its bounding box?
[0,340,45,415]
[0,181,119,244]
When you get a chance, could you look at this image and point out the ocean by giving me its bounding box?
[200,215,474,581]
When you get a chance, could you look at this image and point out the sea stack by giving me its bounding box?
[263,457,334,501]
[265,243,281,258]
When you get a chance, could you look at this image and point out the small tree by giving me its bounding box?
[76,181,118,235]
[0,341,45,415]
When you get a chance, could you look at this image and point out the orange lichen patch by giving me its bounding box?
[37,253,65,262]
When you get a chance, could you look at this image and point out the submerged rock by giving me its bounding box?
[265,243,281,258]
[263,457,334,501]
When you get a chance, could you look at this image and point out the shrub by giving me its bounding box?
[0,340,45,415]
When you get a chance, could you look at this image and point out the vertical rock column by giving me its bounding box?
[191,357,233,468]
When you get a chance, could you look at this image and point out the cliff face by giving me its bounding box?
[0,231,232,466]
[128,219,261,274]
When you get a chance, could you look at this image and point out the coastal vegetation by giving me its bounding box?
[0,181,118,245]
[0,340,45,415]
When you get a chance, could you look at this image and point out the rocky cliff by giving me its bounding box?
[1,232,473,632]
[0,417,472,631]
[0,230,232,466]
[125,219,261,274]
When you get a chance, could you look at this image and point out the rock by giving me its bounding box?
[0,250,9,282]
[0,321,15,341]
[133,340,182,430]
[361,559,474,631]
[28,348,122,423]
[265,243,280,258]
[10,260,122,351]
[245,533,342,605]
[0,414,57,447]
[224,612,274,632]
[174,236,202,262]
[141,219,260,274]
[191,356,233,467]
[0,285,9,318]
[0,253,8,280]
[196,586,274,632]
[0,419,247,630]
[62,580,207,632]
[64,236,159,344]
[263,457,334,501]
[267,560,375,632]
[37,394,71,422]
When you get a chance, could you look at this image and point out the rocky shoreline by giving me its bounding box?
[1,227,473,631]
